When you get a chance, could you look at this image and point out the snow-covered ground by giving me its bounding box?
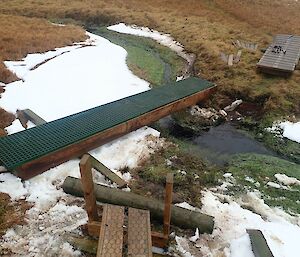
[1,32,149,134]
[0,30,164,255]
[0,24,299,257]
[174,190,300,257]
[108,23,191,63]
[267,120,300,143]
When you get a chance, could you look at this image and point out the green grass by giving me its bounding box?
[226,153,300,215]
[240,117,300,164]
[132,139,220,207]
[92,27,185,87]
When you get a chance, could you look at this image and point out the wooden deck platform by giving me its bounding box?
[257,34,300,75]
[0,77,216,179]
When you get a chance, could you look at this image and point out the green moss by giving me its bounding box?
[133,140,220,207]
[92,27,185,87]
[226,153,300,215]
[239,117,300,164]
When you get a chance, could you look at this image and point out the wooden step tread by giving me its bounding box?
[97,205,124,257]
[128,208,152,257]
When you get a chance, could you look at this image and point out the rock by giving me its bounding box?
[224,99,243,112]
[172,106,225,134]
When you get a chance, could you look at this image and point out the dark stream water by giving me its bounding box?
[158,117,277,166]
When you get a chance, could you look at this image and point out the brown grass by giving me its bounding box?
[0,108,15,136]
[0,14,86,135]
[0,14,87,84]
[0,0,299,118]
[0,193,32,237]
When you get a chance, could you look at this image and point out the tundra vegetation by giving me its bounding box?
[0,1,299,254]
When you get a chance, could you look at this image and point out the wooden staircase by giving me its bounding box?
[79,154,173,256]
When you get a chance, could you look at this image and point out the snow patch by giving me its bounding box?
[2,32,150,134]
[0,173,28,200]
[0,30,165,256]
[266,120,300,143]
[199,191,300,257]
[108,23,191,62]
[279,121,300,143]
[275,173,300,186]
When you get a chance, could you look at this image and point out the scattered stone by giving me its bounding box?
[219,109,227,117]
[223,173,232,178]
[267,181,281,189]
[275,174,300,186]
[189,228,200,242]
[224,99,243,112]
[172,106,226,133]
[0,166,7,173]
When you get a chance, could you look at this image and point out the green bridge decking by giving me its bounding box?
[0,77,215,179]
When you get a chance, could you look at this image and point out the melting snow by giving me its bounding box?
[275,173,300,186]
[108,23,191,62]
[2,32,150,134]
[267,120,300,143]
[279,121,300,143]
[0,31,164,256]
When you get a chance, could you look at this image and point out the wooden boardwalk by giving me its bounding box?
[0,77,216,179]
[257,34,300,75]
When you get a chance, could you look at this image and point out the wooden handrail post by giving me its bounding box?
[79,154,99,222]
[163,173,173,236]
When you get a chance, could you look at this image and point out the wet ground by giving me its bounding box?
[158,117,277,166]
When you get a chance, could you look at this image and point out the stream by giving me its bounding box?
[158,117,277,166]
[92,26,278,166]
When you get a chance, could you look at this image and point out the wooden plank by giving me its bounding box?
[234,50,242,63]
[79,155,99,222]
[163,173,173,237]
[257,34,300,74]
[22,109,46,126]
[247,229,275,257]
[87,221,102,237]
[128,208,152,257]
[14,85,216,179]
[228,54,234,66]
[88,154,127,188]
[97,205,124,257]
[151,232,168,248]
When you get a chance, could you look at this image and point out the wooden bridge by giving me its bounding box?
[257,34,300,76]
[0,77,216,179]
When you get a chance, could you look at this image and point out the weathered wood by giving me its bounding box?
[22,109,46,126]
[163,173,173,237]
[79,155,99,222]
[62,176,214,233]
[234,50,242,63]
[228,54,234,66]
[247,229,275,257]
[14,85,216,180]
[151,232,168,249]
[65,234,98,254]
[87,154,127,188]
[128,208,152,257]
[87,221,101,237]
[97,205,124,257]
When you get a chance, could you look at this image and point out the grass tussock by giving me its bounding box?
[226,153,300,215]
[131,142,219,207]
[0,14,86,84]
[0,0,299,117]
[0,108,15,136]
[0,193,32,237]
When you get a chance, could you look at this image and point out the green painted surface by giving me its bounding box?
[0,77,214,170]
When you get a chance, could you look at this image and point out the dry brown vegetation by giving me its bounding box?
[0,193,32,237]
[0,13,86,135]
[0,0,299,119]
[0,14,86,83]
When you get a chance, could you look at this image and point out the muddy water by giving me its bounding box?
[159,118,277,166]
